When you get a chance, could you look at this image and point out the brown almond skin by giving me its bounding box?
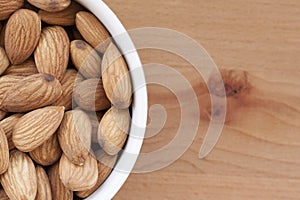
[58,110,92,166]
[0,127,9,175]
[29,133,62,166]
[39,1,84,26]
[98,107,130,155]
[27,0,71,12]
[0,189,9,200]
[5,9,41,65]
[76,11,111,53]
[59,153,98,191]
[0,73,63,112]
[48,163,73,200]
[35,166,52,200]
[70,40,101,78]
[102,43,132,109]
[53,69,80,110]
[34,26,70,81]
[0,47,10,75]
[0,0,24,20]
[0,114,23,150]
[76,150,117,198]
[13,106,65,152]
[0,75,23,103]
[74,78,111,111]
[4,59,38,77]
[0,151,37,200]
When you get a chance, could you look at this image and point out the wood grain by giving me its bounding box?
[104,0,300,199]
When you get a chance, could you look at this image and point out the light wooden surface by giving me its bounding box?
[104,0,300,199]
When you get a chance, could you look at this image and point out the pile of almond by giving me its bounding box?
[0,0,132,199]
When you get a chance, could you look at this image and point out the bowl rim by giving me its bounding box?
[75,0,148,199]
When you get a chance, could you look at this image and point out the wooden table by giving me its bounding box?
[105,0,300,199]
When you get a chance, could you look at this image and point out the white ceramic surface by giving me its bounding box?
[75,0,148,199]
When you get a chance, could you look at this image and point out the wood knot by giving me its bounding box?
[208,69,249,98]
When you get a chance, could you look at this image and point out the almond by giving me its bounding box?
[0,189,9,200]
[0,110,6,121]
[76,150,117,198]
[98,107,130,155]
[34,26,70,81]
[27,0,71,12]
[0,47,9,75]
[0,75,23,103]
[48,163,73,200]
[74,78,111,111]
[58,110,92,165]
[0,73,62,112]
[4,59,38,77]
[29,134,62,166]
[0,150,37,200]
[0,127,9,175]
[39,2,84,26]
[59,153,98,191]
[0,114,23,150]
[75,11,111,53]
[102,43,132,109]
[70,40,101,78]
[5,9,41,65]
[13,106,65,152]
[53,69,80,111]
[0,0,24,20]
[35,166,52,200]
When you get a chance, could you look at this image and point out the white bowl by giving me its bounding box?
[75,0,148,199]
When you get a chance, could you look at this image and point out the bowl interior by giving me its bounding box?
[75,0,148,199]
